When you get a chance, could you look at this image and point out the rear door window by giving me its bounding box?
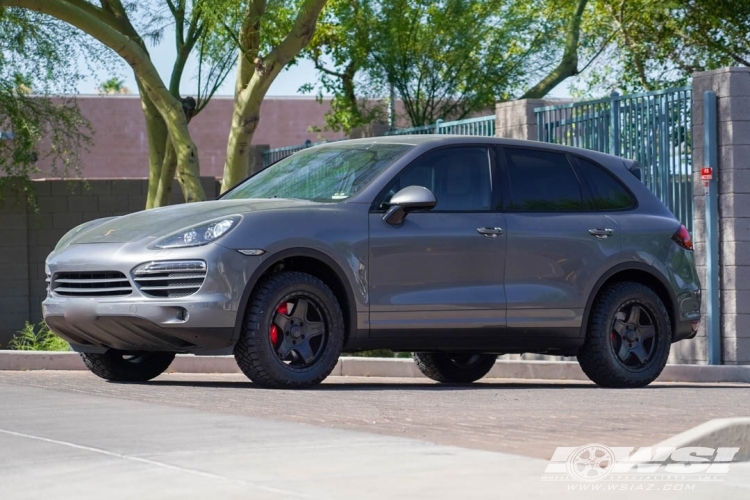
[504,148,583,212]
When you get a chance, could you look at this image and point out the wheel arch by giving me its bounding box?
[582,263,677,341]
[232,248,358,346]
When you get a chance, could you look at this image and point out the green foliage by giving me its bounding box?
[99,77,127,94]
[0,7,94,199]
[305,0,581,130]
[9,322,69,351]
[571,0,750,95]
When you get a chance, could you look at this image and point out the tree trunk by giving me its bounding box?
[141,88,168,209]
[154,138,177,207]
[521,0,589,99]
[220,0,329,194]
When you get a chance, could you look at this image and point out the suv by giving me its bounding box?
[43,136,701,388]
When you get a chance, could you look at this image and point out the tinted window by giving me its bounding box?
[505,148,582,211]
[380,147,492,211]
[574,157,636,210]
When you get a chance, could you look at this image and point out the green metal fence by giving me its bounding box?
[262,139,322,167]
[385,115,496,137]
[535,87,693,231]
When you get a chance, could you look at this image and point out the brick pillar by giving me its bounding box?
[688,67,750,365]
[494,99,573,140]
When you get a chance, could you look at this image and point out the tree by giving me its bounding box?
[567,0,750,95]
[2,0,329,204]
[0,7,93,201]
[306,0,598,130]
[211,0,329,192]
[98,77,130,94]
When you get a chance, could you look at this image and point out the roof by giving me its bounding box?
[313,135,623,164]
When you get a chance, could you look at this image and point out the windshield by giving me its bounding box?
[223,143,412,202]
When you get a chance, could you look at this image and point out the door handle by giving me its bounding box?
[477,227,504,237]
[589,228,614,239]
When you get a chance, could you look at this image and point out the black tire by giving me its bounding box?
[577,282,672,388]
[234,271,344,389]
[80,351,175,382]
[412,352,497,383]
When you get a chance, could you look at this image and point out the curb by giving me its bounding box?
[1,351,750,383]
[654,418,750,462]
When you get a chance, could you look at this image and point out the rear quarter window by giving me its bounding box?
[573,156,636,210]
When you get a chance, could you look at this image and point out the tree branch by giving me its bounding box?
[521,0,589,98]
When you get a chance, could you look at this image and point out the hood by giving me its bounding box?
[71,198,320,244]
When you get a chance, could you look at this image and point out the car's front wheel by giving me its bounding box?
[234,271,345,389]
[412,352,497,383]
[577,282,671,388]
[80,351,175,382]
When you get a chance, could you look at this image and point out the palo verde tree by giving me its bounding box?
[206,0,329,192]
[2,0,330,203]
[0,7,94,201]
[0,0,210,206]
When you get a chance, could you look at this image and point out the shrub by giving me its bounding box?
[9,322,70,351]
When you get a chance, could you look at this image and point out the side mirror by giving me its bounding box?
[383,185,437,225]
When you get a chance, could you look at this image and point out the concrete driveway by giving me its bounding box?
[1,371,749,499]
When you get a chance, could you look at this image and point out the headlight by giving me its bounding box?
[154,216,240,249]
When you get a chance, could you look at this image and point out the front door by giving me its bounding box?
[367,146,506,343]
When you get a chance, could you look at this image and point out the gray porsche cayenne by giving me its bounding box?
[43,136,701,388]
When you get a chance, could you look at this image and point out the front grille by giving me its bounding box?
[52,271,132,297]
[133,260,207,298]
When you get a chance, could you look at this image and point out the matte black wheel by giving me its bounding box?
[577,282,671,388]
[80,351,175,382]
[234,271,344,389]
[412,352,496,383]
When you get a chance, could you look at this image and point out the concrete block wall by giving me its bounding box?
[495,99,573,140]
[0,177,220,347]
[686,67,750,365]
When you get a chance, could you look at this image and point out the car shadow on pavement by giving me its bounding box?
[138,379,748,390]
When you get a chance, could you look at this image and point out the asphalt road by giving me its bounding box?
[1,371,750,499]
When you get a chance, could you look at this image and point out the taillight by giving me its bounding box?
[672,225,693,251]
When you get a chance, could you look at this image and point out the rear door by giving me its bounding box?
[500,147,621,338]
[368,146,507,341]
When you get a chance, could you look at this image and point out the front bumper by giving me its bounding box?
[43,241,259,354]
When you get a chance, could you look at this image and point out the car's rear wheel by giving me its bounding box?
[80,351,175,382]
[577,282,671,388]
[234,271,344,389]
[412,352,497,383]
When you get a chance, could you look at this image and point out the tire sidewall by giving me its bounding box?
[582,283,672,387]
[243,276,344,385]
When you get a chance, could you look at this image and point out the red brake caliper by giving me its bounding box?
[270,304,288,348]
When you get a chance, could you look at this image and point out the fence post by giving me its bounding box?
[435,119,444,134]
[704,91,721,365]
[609,92,621,156]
